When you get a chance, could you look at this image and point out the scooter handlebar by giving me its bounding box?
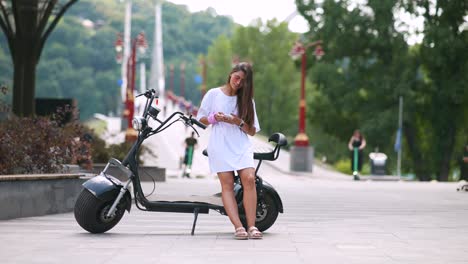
[190,118,206,130]
[179,114,206,130]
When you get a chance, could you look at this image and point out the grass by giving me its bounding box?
[334,158,371,176]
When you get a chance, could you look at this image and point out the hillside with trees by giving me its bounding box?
[0,0,235,119]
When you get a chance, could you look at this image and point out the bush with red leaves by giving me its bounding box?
[0,110,89,175]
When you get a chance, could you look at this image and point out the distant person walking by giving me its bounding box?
[182,132,198,178]
[348,129,366,173]
[460,143,468,181]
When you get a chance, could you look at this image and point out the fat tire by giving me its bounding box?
[74,189,126,233]
[240,190,279,232]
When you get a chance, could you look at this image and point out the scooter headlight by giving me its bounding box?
[132,116,147,131]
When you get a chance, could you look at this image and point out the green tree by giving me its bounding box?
[0,0,78,117]
[296,0,412,164]
[205,35,233,89]
[296,0,468,180]
[0,0,235,120]
[401,0,468,181]
[205,20,301,137]
[233,21,301,136]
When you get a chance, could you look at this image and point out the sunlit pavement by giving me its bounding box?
[1,104,468,263]
[1,176,467,264]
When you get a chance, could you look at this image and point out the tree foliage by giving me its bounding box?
[0,0,235,119]
[402,0,468,181]
[204,20,302,137]
[296,0,468,180]
[0,0,79,117]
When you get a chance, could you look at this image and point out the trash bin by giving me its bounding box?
[369,152,387,175]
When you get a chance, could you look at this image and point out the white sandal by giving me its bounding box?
[247,226,263,239]
[234,227,248,240]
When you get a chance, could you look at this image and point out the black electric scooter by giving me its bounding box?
[74,89,287,235]
[352,147,360,180]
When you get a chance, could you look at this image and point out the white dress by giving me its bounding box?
[197,87,260,173]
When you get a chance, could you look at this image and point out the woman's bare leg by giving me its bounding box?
[218,171,243,228]
[238,168,257,228]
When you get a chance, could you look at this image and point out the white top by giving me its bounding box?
[197,87,260,173]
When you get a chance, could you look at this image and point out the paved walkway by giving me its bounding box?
[1,175,467,264]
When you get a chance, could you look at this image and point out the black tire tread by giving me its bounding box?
[240,190,279,232]
[74,189,125,233]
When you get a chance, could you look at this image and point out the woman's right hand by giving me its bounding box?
[214,112,226,122]
[215,112,236,123]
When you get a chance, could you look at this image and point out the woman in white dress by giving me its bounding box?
[197,62,262,240]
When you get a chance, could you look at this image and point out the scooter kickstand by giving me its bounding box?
[191,208,200,236]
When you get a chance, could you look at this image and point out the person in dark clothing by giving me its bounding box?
[348,129,366,173]
[182,132,198,178]
[460,143,468,181]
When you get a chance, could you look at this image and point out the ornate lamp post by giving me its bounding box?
[289,39,324,171]
[115,33,124,63]
[116,32,148,142]
[180,62,186,98]
[166,64,175,105]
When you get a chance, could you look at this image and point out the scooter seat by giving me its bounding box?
[252,146,276,160]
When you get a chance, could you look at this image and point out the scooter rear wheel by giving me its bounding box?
[240,190,279,232]
[74,189,126,233]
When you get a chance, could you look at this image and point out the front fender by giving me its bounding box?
[82,174,132,212]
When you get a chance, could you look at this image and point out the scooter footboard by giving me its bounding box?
[82,174,132,212]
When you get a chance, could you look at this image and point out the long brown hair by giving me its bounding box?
[226,62,254,126]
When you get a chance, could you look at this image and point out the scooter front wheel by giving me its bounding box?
[74,189,126,233]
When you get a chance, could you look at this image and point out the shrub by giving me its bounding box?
[0,110,89,174]
[334,159,353,175]
[87,132,156,165]
[91,137,148,165]
[333,158,371,175]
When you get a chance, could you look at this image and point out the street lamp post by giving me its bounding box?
[200,57,207,99]
[169,64,174,93]
[115,32,148,142]
[289,39,324,172]
[166,64,175,105]
[180,62,185,98]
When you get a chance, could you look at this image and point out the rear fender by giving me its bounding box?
[233,179,283,213]
[82,174,132,212]
[262,180,284,213]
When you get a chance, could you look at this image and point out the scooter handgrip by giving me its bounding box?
[191,118,206,129]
